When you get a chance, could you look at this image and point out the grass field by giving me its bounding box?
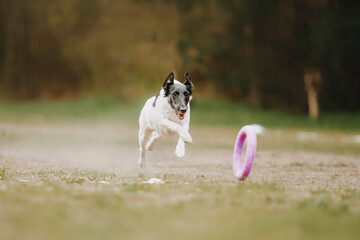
[0,98,359,240]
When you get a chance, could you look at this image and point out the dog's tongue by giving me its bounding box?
[178,113,185,120]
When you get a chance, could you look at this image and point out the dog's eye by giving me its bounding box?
[184,92,189,96]
[173,92,179,97]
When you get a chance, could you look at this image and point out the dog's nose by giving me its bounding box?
[180,108,187,113]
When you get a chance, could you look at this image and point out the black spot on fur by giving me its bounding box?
[163,72,174,96]
[184,72,194,94]
[152,91,160,107]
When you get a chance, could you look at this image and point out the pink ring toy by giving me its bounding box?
[233,125,257,180]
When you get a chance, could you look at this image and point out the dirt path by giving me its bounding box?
[0,123,359,191]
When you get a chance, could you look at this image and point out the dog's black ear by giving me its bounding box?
[184,72,194,94]
[163,72,174,96]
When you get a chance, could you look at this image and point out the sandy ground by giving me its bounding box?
[0,122,359,191]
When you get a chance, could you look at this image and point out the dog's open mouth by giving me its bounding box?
[178,113,185,120]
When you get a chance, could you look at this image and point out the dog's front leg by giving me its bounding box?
[175,138,185,157]
[175,123,190,157]
[160,119,192,143]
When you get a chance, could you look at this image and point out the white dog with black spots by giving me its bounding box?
[138,72,194,168]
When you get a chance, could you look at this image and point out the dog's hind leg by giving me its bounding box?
[138,128,151,168]
[146,131,160,151]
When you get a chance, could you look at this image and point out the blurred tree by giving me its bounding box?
[307,0,360,111]
[176,0,360,111]
[0,0,180,100]
[0,0,98,98]
[0,0,359,111]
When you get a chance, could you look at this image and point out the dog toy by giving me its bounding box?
[233,125,257,180]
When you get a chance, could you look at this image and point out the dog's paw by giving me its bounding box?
[175,146,185,158]
[138,158,145,168]
[180,132,193,144]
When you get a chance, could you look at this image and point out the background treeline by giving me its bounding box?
[0,0,359,111]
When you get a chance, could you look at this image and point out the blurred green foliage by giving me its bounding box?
[0,0,180,100]
[0,0,359,112]
[176,0,360,111]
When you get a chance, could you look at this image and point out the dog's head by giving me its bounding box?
[163,72,194,120]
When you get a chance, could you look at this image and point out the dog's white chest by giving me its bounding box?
[164,108,181,124]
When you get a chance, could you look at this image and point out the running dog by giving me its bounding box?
[138,72,194,168]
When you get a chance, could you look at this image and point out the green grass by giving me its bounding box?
[0,98,139,123]
[0,98,359,131]
[0,177,359,240]
[191,101,360,131]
